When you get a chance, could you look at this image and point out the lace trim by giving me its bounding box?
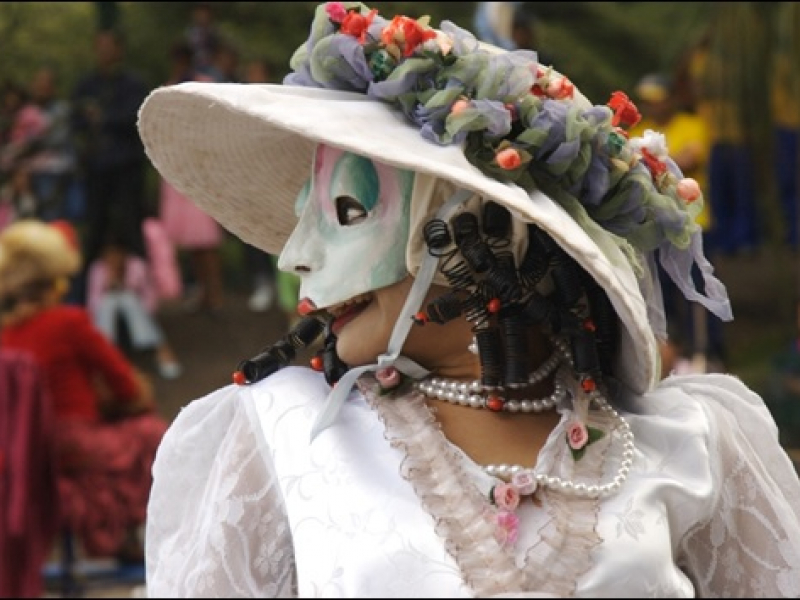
[524,406,614,595]
[361,375,614,596]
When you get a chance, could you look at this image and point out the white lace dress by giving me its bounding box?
[145,366,800,598]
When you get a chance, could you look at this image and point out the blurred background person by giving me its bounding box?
[0,219,168,565]
[629,72,725,374]
[87,230,183,380]
[472,1,554,64]
[70,28,150,304]
[239,56,296,315]
[0,79,46,224]
[0,347,59,599]
[184,1,220,79]
[205,35,241,84]
[158,40,225,314]
[25,64,81,224]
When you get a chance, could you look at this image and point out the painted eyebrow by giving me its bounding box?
[332,153,379,212]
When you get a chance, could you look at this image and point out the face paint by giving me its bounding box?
[278,144,414,310]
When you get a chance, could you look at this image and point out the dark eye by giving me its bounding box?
[336,196,368,226]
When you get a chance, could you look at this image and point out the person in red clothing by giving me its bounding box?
[0,218,168,563]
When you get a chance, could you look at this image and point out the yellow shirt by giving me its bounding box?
[629,112,712,230]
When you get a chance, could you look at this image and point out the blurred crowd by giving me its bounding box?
[0,4,300,598]
[0,3,298,381]
[3,2,800,598]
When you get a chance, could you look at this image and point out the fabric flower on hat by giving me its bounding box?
[325,1,347,23]
[284,1,733,326]
[381,15,438,59]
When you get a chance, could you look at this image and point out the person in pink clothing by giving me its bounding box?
[88,232,182,380]
[159,41,226,314]
[0,81,47,222]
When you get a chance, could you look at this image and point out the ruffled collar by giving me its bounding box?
[358,373,620,596]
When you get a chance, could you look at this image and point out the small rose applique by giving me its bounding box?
[493,510,520,547]
[375,366,403,394]
[566,419,605,461]
[490,483,521,511]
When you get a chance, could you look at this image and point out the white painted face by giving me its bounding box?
[278,144,414,318]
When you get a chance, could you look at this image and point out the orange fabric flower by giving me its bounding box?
[607,91,641,130]
[496,147,522,170]
[640,147,667,179]
[381,15,437,57]
[548,76,575,100]
[450,99,470,115]
[340,8,378,43]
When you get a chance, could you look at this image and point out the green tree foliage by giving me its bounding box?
[0,2,711,96]
[2,1,798,248]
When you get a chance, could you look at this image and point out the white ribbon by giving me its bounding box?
[310,188,474,441]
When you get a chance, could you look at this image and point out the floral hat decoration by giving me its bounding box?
[137,1,732,402]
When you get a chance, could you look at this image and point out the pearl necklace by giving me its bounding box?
[483,390,635,499]
[414,338,571,413]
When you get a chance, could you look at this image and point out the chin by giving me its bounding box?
[323,291,385,366]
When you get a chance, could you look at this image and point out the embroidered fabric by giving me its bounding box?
[145,386,296,598]
[361,375,616,597]
[143,370,800,597]
[672,375,800,598]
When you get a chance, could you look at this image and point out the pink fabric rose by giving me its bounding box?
[677,178,701,203]
[450,99,470,115]
[566,421,589,450]
[511,470,537,496]
[494,510,520,547]
[492,483,520,511]
[495,148,522,170]
[375,366,401,389]
[325,2,347,23]
[547,76,575,100]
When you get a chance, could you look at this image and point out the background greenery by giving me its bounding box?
[4,2,800,419]
[0,2,714,102]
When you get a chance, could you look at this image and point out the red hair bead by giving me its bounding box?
[310,355,324,372]
[297,297,317,316]
[580,377,596,392]
[232,370,247,386]
[487,395,505,412]
[487,298,502,314]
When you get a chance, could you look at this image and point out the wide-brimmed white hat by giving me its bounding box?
[137,4,731,396]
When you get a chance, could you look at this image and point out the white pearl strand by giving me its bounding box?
[414,337,571,413]
[483,390,635,499]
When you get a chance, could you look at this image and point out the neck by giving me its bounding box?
[422,329,564,468]
[427,372,563,469]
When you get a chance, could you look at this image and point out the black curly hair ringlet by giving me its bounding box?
[232,314,329,385]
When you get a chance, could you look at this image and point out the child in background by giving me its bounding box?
[87,231,182,380]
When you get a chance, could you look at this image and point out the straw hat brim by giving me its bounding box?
[137,81,658,393]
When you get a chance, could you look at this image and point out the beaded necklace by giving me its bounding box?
[372,335,635,553]
[405,343,635,549]
[412,337,571,413]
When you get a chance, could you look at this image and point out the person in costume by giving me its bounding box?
[136,3,800,597]
[0,218,168,562]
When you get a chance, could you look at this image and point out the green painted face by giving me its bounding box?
[278,144,414,310]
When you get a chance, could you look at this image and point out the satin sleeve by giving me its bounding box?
[145,384,296,598]
[672,374,800,598]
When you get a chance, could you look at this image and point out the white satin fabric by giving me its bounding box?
[145,366,800,598]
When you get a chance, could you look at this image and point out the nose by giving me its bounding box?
[277,225,324,275]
